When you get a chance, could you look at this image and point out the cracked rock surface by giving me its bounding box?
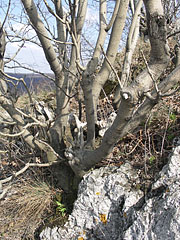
[40,142,180,240]
[122,143,180,240]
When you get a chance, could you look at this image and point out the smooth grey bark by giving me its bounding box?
[68,0,173,176]
[82,0,130,147]
[19,0,87,192]
[174,44,180,67]
[0,22,7,94]
[21,0,61,75]
[21,0,68,154]
[72,64,180,174]
[13,0,178,184]
[81,0,108,147]
[113,0,143,109]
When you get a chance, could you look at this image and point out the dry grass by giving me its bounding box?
[0,178,55,240]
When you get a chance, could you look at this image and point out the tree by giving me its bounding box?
[0,0,180,197]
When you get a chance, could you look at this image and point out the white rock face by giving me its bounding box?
[122,144,180,240]
[40,142,180,240]
[40,163,143,240]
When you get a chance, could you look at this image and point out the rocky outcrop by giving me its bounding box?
[40,140,180,240]
[122,140,180,240]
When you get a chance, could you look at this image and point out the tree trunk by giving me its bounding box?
[0,23,7,94]
[113,0,143,109]
[68,0,172,177]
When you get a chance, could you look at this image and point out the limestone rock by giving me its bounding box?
[122,144,180,240]
[40,143,180,240]
[40,163,143,240]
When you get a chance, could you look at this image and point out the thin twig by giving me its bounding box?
[0,185,12,199]
[126,139,141,155]
[1,0,11,30]
[5,59,77,99]
[0,161,57,184]
[167,30,180,39]
[100,45,122,90]
[144,113,152,177]
[0,161,59,199]
[160,106,171,157]
[141,50,160,95]
[5,41,25,64]
[0,122,46,137]
[15,107,48,127]
[43,0,66,24]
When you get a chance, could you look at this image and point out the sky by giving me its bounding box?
[5,36,52,73]
[2,0,99,74]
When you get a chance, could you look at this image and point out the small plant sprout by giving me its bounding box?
[55,200,67,217]
[149,155,155,165]
[170,113,177,121]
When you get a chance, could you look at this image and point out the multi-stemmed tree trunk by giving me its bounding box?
[1,0,180,196]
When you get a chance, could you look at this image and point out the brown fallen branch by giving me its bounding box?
[0,122,46,137]
[1,161,58,185]
[0,161,58,200]
[0,185,12,200]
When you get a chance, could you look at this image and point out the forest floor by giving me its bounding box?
[0,90,180,239]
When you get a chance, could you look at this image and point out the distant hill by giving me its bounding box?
[6,73,55,93]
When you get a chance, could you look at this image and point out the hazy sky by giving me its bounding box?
[5,36,53,74]
[3,1,99,74]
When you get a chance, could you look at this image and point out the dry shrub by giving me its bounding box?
[96,92,180,191]
[0,179,55,240]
